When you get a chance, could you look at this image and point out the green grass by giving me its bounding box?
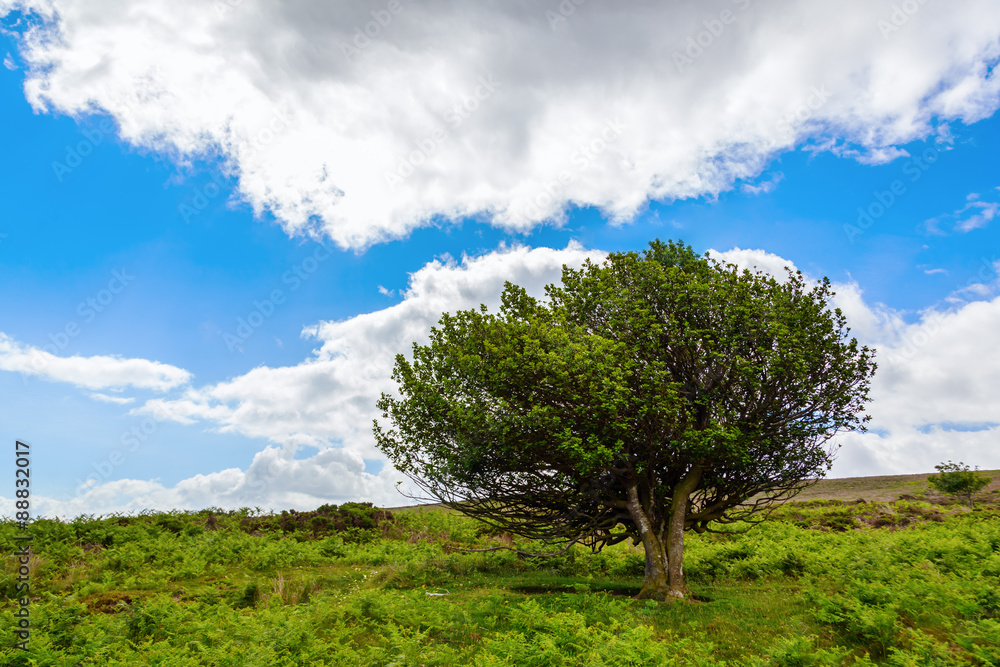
[2,483,999,665]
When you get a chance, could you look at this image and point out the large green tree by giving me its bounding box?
[374,241,876,599]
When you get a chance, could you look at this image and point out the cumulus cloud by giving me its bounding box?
[711,247,1000,477]
[0,333,192,391]
[11,244,609,515]
[32,243,603,516]
[834,291,1000,475]
[138,243,603,452]
[708,246,924,344]
[0,445,405,518]
[708,246,801,282]
[3,0,999,247]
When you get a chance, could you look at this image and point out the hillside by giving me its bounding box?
[386,469,1000,511]
[786,469,1000,502]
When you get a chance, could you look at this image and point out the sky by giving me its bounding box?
[0,0,998,519]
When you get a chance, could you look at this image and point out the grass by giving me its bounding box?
[1,473,998,665]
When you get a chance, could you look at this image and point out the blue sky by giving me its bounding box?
[1,1,999,517]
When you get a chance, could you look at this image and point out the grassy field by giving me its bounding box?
[2,472,999,665]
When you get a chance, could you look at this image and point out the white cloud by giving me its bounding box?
[2,51,15,70]
[837,145,912,166]
[88,392,135,405]
[37,243,603,516]
[138,243,603,453]
[708,246,800,282]
[710,247,1000,477]
[21,244,609,515]
[924,191,1000,234]
[836,296,1000,476]
[0,333,192,391]
[709,247,908,343]
[0,445,406,518]
[3,0,999,247]
[943,258,1000,305]
[741,171,784,196]
[955,202,997,233]
[873,298,1000,425]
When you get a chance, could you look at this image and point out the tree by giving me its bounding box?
[927,461,991,507]
[374,240,876,600]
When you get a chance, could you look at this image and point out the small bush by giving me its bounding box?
[240,502,395,539]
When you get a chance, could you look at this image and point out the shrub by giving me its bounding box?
[240,502,395,540]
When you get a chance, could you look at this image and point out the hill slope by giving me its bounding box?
[387,470,1000,510]
[792,469,1000,502]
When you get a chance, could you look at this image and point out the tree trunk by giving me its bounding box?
[625,480,671,600]
[665,464,702,598]
[625,465,703,600]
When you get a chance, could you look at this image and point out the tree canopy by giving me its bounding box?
[374,240,876,599]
